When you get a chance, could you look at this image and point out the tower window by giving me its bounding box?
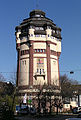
[40,27,44,30]
[25,60,26,65]
[24,51,25,55]
[35,27,44,30]
[47,26,51,29]
[40,49,43,52]
[35,27,39,30]
[37,49,40,52]
[35,35,40,37]
[43,49,45,52]
[48,34,50,37]
[30,34,33,37]
[21,51,22,55]
[22,60,26,65]
[22,51,24,55]
[35,49,37,52]
[42,69,44,73]
[40,69,41,74]
[37,69,39,73]
[30,26,33,29]
[22,61,24,65]
[41,35,45,37]
[35,15,40,17]
[34,49,45,53]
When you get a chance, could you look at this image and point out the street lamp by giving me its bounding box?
[70,71,74,74]
[69,71,80,107]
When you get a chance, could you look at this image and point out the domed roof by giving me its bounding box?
[15,9,61,32]
[18,9,56,28]
[30,9,45,18]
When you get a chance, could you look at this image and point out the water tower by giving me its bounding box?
[15,10,62,97]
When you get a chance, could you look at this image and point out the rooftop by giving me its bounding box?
[30,9,45,18]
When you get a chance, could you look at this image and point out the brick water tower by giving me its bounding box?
[15,10,62,97]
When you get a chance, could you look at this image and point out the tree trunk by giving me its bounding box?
[56,106,58,115]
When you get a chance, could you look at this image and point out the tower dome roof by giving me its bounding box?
[15,9,61,35]
[30,9,45,18]
[18,9,56,28]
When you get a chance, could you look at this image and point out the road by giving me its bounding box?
[16,114,78,120]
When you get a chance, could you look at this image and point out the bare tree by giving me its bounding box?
[9,72,17,85]
[60,74,79,98]
[0,73,6,82]
[54,98,63,115]
[36,84,61,114]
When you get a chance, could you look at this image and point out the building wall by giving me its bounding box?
[33,42,46,49]
[51,58,59,86]
[63,104,70,111]
[19,58,29,86]
[50,44,56,51]
[16,30,61,87]
[20,44,29,50]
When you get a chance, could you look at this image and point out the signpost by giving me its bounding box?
[23,94,27,104]
[28,95,32,107]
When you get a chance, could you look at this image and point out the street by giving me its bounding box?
[16,114,78,120]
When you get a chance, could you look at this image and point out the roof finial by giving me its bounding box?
[36,0,39,9]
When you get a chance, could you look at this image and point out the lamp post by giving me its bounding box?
[28,86,33,107]
[70,71,80,107]
[11,86,18,111]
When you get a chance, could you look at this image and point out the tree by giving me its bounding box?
[0,74,6,96]
[60,74,72,98]
[0,73,6,82]
[54,98,63,115]
[0,73,16,96]
[9,71,17,85]
[36,84,61,114]
[3,82,15,96]
[60,74,78,98]
[0,73,18,120]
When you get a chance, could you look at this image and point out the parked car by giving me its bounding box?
[29,107,36,115]
[15,105,21,115]
[77,112,81,118]
[77,107,81,113]
[16,105,36,115]
[65,118,81,120]
[72,107,78,114]
[72,107,81,114]
[18,106,29,115]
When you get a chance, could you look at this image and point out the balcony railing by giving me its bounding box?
[34,72,45,80]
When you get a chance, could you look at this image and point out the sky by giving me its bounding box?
[0,0,81,83]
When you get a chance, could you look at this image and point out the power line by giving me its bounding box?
[0,69,81,74]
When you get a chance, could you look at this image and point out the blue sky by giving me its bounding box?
[0,0,81,83]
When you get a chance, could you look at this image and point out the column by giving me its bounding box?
[29,41,33,86]
[57,52,61,87]
[46,41,51,85]
[16,44,20,86]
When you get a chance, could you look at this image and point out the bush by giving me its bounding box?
[0,101,14,120]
